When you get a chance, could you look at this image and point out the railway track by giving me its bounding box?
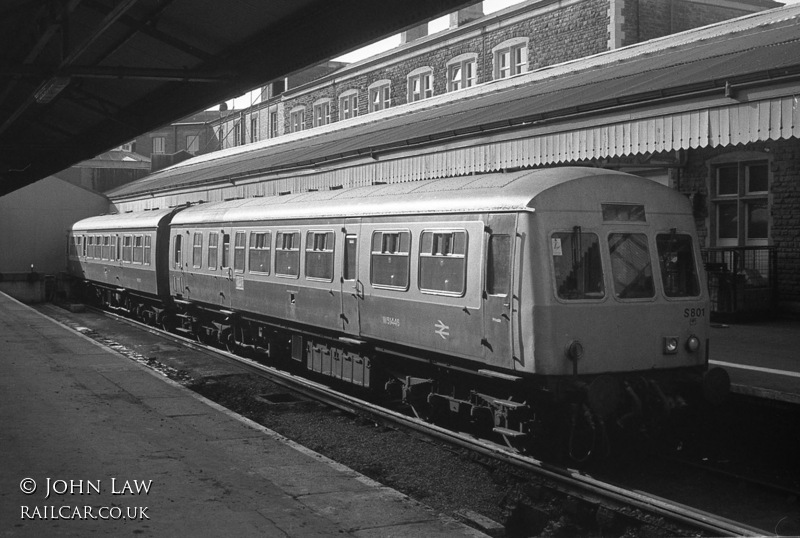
[43,303,770,537]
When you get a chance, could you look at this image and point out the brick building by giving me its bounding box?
[213,0,777,150]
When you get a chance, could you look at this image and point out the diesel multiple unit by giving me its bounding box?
[68,168,729,459]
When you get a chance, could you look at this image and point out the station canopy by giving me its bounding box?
[0,0,478,197]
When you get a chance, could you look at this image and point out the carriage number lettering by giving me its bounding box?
[684,308,705,318]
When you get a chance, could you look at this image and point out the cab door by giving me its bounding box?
[482,214,517,368]
[340,219,362,335]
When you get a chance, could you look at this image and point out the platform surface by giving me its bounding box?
[0,292,487,537]
[710,319,800,404]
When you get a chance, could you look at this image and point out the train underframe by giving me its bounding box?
[79,280,728,462]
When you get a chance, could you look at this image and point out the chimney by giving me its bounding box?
[400,22,428,44]
[449,2,484,28]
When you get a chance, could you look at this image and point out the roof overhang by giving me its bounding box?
[0,0,480,197]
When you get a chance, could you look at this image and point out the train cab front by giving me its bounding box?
[528,180,730,457]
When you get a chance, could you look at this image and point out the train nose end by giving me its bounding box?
[702,366,730,405]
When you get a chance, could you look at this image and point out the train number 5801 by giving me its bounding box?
[684,308,705,318]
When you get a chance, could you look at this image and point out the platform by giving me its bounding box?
[710,319,800,405]
[0,291,487,537]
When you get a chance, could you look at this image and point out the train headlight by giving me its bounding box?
[685,335,701,353]
[663,336,679,355]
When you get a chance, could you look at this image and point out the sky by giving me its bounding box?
[220,0,798,110]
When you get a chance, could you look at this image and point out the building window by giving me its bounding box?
[313,100,331,127]
[447,55,477,91]
[368,80,391,113]
[233,121,242,146]
[152,137,165,154]
[407,68,433,102]
[186,135,200,154]
[269,110,279,138]
[493,38,528,80]
[289,107,305,133]
[250,116,258,143]
[711,160,770,247]
[339,91,359,120]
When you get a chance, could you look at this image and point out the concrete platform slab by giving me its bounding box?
[0,292,487,537]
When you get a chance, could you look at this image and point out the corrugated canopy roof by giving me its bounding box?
[108,4,800,200]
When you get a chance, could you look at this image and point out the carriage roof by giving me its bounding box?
[71,206,178,232]
[170,167,676,226]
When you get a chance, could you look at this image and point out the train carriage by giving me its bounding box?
[68,207,180,323]
[70,167,728,458]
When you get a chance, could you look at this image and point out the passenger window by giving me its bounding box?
[86,236,93,259]
[343,235,357,281]
[123,235,133,263]
[102,235,110,260]
[306,231,334,281]
[608,233,655,299]
[233,232,246,273]
[657,232,701,297]
[275,231,300,277]
[208,232,218,269]
[221,234,231,268]
[192,233,203,268]
[371,231,410,289]
[143,236,151,265]
[249,232,271,274]
[419,230,467,295]
[133,235,144,264]
[552,230,605,300]
[111,236,117,261]
[487,235,511,296]
[173,234,182,269]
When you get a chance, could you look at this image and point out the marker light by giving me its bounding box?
[685,335,701,353]
[663,336,679,355]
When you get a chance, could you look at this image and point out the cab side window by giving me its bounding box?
[487,235,511,296]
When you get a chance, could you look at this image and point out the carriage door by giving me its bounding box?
[482,214,516,368]
[218,229,235,308]
[340,219,362,335]
[173,232,185,298]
